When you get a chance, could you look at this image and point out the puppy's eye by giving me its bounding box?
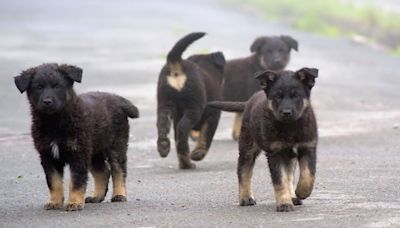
[54,84,61,89]
[37,85,44,90]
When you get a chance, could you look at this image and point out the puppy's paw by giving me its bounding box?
[157,137,170,158]
[65,203,84,211]
[111,195,127,202]
[44,202,63,210]
[292,197,303,206]
[276,203,294,212]
[85,196,105,203]
[239,197,256,206]
[190,148,208,161]
[179,161,196,169]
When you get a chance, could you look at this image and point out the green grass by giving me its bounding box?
[228,0,400,52]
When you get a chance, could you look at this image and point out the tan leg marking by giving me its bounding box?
[190,130,200,140]
[232,113,243,140]
[273,167,293,206]
[91,170,109,198]
[44,172,64,209]
[112,170,126,197]
[195,123,208,150]
[288,159,296,199]
[68,186,86,205]
[239,165,254,201]
[238,144,259,205]
[296,160,315,199]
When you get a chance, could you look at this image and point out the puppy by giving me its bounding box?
[222,35,298,140]
[157,32,225,169]
[14,63,139,211]
[209,68,318,212]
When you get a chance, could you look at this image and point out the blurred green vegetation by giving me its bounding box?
[228,0,400,53]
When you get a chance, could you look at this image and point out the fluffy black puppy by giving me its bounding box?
[14,63,139,211]
[209,68,318,212]
[157,32,225,169]
[222,35,298,140]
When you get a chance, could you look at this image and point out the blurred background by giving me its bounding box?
[1,0,399,227]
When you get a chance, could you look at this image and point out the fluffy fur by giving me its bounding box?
[14,63,139,211]
[157,32,225,169]
[222,35,298,140]
[209,68,318,212]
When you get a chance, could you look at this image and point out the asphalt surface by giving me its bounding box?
[1,0,400,227]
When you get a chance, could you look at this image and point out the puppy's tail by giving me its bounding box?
[167,32,206,64]
[116,96,139,119]
[208,101,246,112]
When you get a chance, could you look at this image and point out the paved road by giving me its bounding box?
[1,0,400,227]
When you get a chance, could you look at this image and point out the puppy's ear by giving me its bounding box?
[254,70,279,91]
[280,35,298,51]
[250,37,265,53]
[211,51,226,68]
[14,68,35,93]
[295,67,318,89]
[58,64,83,83]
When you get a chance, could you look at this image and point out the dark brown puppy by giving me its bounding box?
[14,63,139,211]
[209,68,318,212]
[222,35,298,140]
[157,32,225,169]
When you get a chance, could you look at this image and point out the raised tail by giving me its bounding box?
[167,32,206,64]
[208,101,246,112]
[117,96,139,119]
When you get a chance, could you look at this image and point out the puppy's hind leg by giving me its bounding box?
[237,122,261,206]
[232,112,243,141]
[191,110,221,161]
[109,148,128,203]
[175,112,197,169]
[238,144,261,206]
[85,154,110,203]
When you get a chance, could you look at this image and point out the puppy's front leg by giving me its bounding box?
[295,147,316,200]
[65,150,88,211]
[40,154,64,210]
[267,151,295,212]
[157,105,172,157]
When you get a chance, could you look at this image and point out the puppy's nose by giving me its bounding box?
[273,59,281,64]
[280,109,293,117]
[43,99,53,106]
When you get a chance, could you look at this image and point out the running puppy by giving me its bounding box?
[157,32,225,169]
[14,63,139,211]
[223,35,298,140]
[209,68,318,212]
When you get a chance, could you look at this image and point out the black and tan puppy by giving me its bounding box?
[14,63,139,211]
[209,68,318,212]
[157,32,225,169]
[223,35,298,140]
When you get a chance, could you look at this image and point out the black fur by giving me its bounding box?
[209,68,318,212]
[222,35,298,140]
[157,32,225,169]
[14,63,139,211]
